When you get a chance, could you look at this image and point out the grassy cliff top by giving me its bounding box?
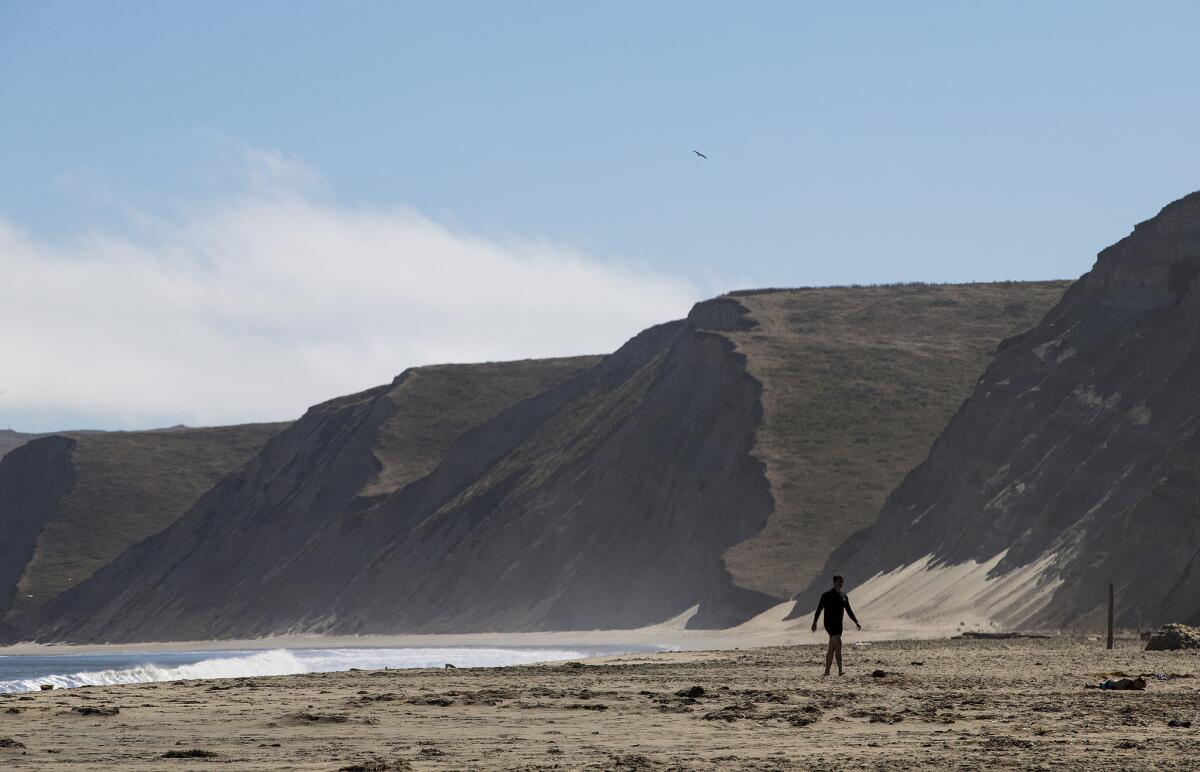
[718,280,1071,598]
[4,423,287,632]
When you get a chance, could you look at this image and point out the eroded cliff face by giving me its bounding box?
[34,280,1068,643]
[291,311,779,634]
[0,425,284,640]
[34,356,615,641]
[37,315,779,641]
[0,437,75,641]
[794,191,1200,631]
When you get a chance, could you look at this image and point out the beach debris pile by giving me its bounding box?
[1145,624,1200,651]
[71,705,119,716]
[1090,677,1147,691]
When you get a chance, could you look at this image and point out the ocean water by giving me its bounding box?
[0,644,662,694]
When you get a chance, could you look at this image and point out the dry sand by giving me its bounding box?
[1,636,1198,770]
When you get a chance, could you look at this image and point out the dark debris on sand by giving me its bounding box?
[161,748,218,758]
[338,759,411,771]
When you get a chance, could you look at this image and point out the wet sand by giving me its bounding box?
[1,637,1197,770]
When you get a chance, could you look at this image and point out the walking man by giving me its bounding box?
[811,574,861,676]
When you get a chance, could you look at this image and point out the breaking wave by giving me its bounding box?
[0,645,619,694]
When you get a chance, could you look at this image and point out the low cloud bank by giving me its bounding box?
[0,188,701,430]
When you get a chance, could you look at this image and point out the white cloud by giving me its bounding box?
[239,145,325,196]
[0,159,703,430]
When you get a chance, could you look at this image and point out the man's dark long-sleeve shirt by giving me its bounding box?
[813,589,858,634]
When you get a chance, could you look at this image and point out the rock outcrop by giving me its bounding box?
[792,191,1200,632]
[1145,624,1200,651]
[31,282,1063,643]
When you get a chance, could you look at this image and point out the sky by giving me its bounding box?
[2,1,1199,431]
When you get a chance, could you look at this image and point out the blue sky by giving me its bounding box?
[2,2,1199,430]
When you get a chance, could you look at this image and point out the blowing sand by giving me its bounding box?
[1,636,1197,770]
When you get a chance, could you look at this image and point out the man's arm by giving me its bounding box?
[811,594,825,631]
[845,595,861,629]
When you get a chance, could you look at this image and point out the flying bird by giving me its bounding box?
[693,150,707,159]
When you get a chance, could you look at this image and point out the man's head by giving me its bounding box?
[833,575,844,590]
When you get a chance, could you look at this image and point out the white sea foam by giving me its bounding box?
[0,646,604,694]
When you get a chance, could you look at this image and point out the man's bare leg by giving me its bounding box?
[823,638,835,676]
[834,636,844,675]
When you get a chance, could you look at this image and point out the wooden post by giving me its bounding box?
[1107,582,1114,650]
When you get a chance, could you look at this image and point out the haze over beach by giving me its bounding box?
[3,2,1200,769]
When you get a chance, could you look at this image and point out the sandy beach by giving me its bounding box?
[1,635,1197,770]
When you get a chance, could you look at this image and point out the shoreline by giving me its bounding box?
[0,601,1080,658]
[0,628,798,658]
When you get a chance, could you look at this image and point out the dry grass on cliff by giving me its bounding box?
[719,281,1071,599]
[5,424,287,631]
[364,356,602,496]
